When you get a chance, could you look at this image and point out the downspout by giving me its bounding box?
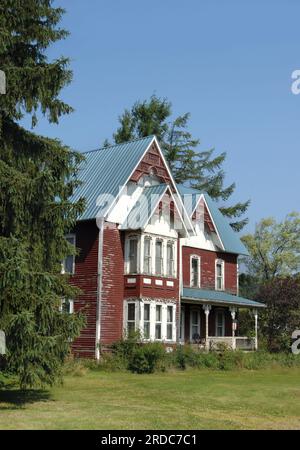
[178,237,183,343]
[95,217,104,360]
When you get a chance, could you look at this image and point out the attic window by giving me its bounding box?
[158,201,163,222]
[170,201,175,230]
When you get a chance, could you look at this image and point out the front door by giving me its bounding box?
[190,309,200,342]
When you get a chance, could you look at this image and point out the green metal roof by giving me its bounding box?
[71,135,155,221]
[182,287,266,308]
[120,184,168,230]
[177,184,249,256]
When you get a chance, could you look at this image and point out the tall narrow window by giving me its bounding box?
[215,311,225,337]
[143,304,150,339]
[129,238,138,273]
[191,256,200,287]
[127,303,136,336]
[216,259,224,290]
[63,234,76,274]
[166,305,174,340]
[143,237,151,274]
[167,242,174,277]
[155,240,163,275]
[155,304,162,339]
[170,201,175,230]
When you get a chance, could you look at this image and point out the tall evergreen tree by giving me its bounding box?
[111,95,249,231]
[0,1,85,388]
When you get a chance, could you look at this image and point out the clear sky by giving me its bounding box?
[21,0,300,233]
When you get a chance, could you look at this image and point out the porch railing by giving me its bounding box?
[207,336,255,351]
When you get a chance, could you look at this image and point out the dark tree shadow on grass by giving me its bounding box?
[0,385,52,411]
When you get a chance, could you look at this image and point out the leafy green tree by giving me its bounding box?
[241,213,300,282]
[110,95,249,230]
[258,276,300,352]
[0,0,85,388]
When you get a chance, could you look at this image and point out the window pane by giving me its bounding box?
[156,305,162,321]
[127,322,135,335]
[128,303,135,321]
[143,239,151,274]
[167,306,173,323]
[192,311,198,325]
[191,258,199,287]
[64,255,74,274]
[144,322,150,339]
[155,241,163,275]
[155,323,161,339]
[129,239,137,272]
[167,323,173,340]
[144,304,150,321]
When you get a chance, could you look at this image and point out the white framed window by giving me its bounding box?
[143,236,152,275]
[166,305,174,340]
[167,241,175,278]
[63,234,76,274]
[155,239,163,275]
[127,302,136,336]
[179,306,185,343]
[215,259,225,290]
[155,304,162,339]
[143,303,151,340]
[190,309,200,341]
[190,255,200,288]
[60,298,74,314]
[128,237,138,273]
[215,310,225,337]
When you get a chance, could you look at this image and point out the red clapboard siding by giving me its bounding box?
[182,247,238,294]
[100,224,125,345]
[70,220,99,358]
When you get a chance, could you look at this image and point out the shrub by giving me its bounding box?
[128,343,166,374]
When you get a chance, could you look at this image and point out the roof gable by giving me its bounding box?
[71,136,155,221]
[177,184,249,256]
[120,184,189,236]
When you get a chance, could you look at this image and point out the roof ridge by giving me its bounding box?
[82,135,155,155]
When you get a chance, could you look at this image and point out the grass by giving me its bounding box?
[0,367,300,429]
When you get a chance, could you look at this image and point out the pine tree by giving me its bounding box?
[0,1,85,388]
[112,95,249,231]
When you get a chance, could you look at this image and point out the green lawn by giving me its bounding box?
[1,368,300,429]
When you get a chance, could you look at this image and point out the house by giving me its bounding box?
[65,135,265,359]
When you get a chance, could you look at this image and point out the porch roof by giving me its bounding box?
[181,287,266,308]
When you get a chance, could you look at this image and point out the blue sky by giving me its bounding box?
[21,0,300,233]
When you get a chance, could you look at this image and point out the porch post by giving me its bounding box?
[253,309,258,351]
[229,307,237,350]
[202,304,211,351]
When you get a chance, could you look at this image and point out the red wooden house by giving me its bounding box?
[64,135,265,358]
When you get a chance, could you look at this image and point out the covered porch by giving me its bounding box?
[180,288,266,351]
